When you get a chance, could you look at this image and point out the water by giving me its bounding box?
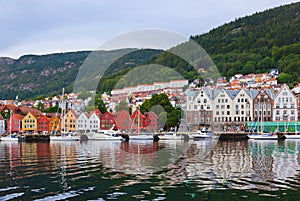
[1,139,300,200]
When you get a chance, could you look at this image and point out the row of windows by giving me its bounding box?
[214,116,251,122]
[278,97,294,102]
[275,104,295,108]
[275,116,296,120]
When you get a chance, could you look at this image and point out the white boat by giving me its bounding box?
[248,133,278,140]
[284,122,300,139]
[284,134,300,139]
[158,132,183,140]
[87,131,123,141]
[50,134,80,141]
[0,135,19,141]
[192,128,216,139]
[128,134,154,140]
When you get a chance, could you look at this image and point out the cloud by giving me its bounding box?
[0,0,298,58]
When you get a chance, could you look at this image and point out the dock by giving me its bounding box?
[19,134,50,142]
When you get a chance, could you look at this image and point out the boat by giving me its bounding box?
[0,134,19,141]
[86,131,123,140]
[248,133,278,140]
[192,128,217,139]
[128,107,155,141]
[284,122,300,139]
[50,133,80,141]
[128,134,154,140]
[50,88,80,142]
[157,132,183,140]
[247,96,277,140]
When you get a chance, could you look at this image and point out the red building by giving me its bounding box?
[38,115,50,134]
[145,111,159,132]
[114,110,132,131]
[7,113,23,133]
[100,111,116,130]
[131,110,146,132]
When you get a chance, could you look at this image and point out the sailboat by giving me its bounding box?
[50,88,80,141]
[284,121,300,139]
[248,97,277,140]
[128,108,154,141]
[0,110,19,141]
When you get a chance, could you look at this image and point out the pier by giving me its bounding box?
[19,134,50,142]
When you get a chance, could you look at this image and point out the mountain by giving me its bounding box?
[0,49,161,99]
[190,2,300,83]
[0,2,299,99]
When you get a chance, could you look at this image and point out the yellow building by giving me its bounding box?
[22,112,38,133]
[49,114,61,134]
[62,110,77,133]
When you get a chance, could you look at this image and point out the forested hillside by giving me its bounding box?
[191,2,300,83]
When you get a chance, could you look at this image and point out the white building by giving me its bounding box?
[88,112,101,132]
[273,84,298,121]
[186,87,216,131]
[0,114,5,134]
[77,112,89,132]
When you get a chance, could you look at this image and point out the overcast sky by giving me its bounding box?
[0,0,298,58]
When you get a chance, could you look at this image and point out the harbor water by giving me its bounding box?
[1,138,300,200]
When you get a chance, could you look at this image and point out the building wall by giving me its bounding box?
[22,112,37,133]
[273,85,298,121]
[63,110,77,133]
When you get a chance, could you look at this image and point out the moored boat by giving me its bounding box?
[192,128,217,139]
[86,131,123,141]
[284,134,300,139]
[247,133,278,140]
[50,133,80,141]
[157,132,183,140]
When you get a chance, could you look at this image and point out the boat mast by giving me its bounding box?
[9,110,12,136]
[61,88,65,135]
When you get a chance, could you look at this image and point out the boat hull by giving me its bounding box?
[87,133,123,141]
[128,135,154,140]
[247,134,278,140]
[284,135,300,139]
[0,137,19,141]
[50,136,80,141]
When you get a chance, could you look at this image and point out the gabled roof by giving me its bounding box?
[245,89,259,99]
[226,90,240,100]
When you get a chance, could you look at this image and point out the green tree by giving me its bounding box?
[115,100,129,112]
[44,105,61,113]
[35,102,45,112]
[278,73,292,84]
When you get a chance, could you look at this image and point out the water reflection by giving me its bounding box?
[1,139,300,200]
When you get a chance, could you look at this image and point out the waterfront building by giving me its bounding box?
[62,110,77,133]
[230,89,257,131]
[253,89,275,122]
[114,110,132,131]
[100,111,116,130]
[273,84,298,121]
[77,112,89,133]
[144,111,159,132]
[186,87,215,131]
[37,115,50,134]
[22,112,38,133]
[88,110,101,132]
[213,89,235,131]
[0,114,5,134]
[49,114,61,134]
[7,113,22,133]
[131,110,146,132]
